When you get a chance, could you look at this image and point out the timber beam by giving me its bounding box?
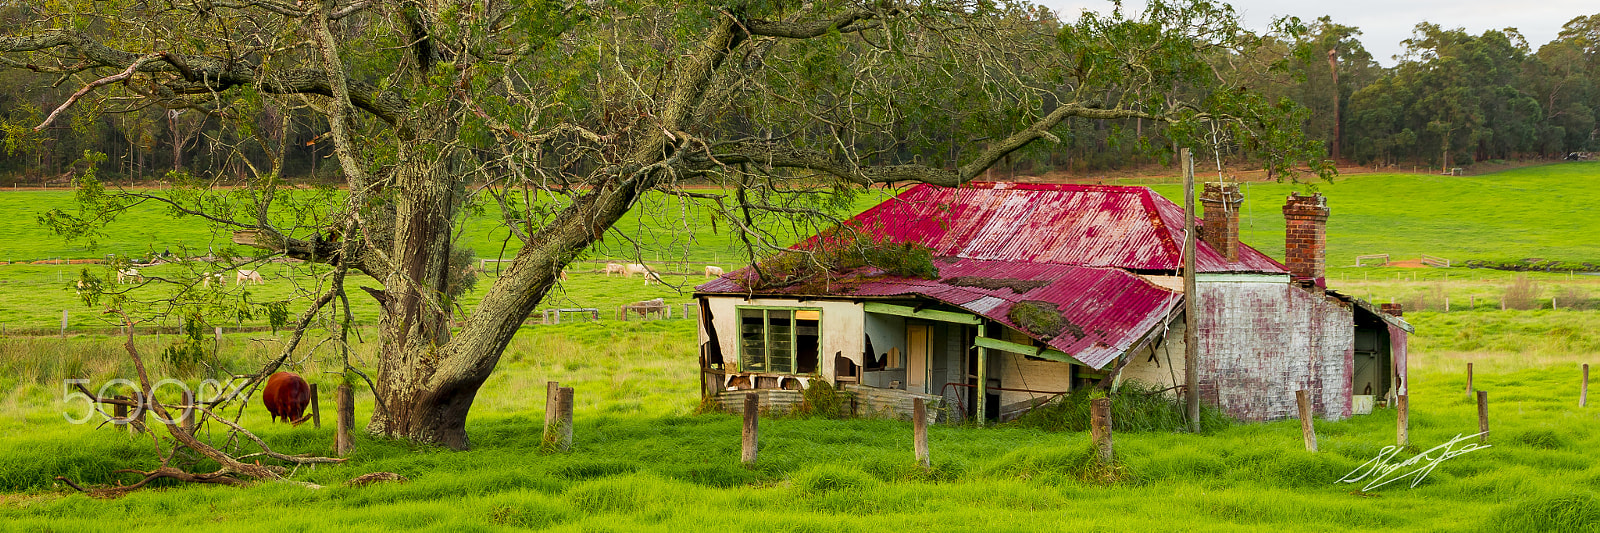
[864,302,981,324]
[971,336,1089,367]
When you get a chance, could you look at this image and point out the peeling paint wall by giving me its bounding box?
[700,297,864,382]
[1389,323,1409,396]
[1194,281,1354,421]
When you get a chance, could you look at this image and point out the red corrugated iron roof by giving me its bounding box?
[833,182,1286,273]
[696,259,1181,369]
[695,182,1286,367]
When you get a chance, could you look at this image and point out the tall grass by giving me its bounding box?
[1009,382,1232,433]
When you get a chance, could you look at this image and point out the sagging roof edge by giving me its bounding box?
[1327,289,1416,333]
[694,288,1186,371]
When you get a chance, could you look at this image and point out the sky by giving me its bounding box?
[1034,0,1597,65]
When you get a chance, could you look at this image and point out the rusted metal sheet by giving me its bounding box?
[1389,323,1408,396]
[698,259,1180,370]
[833,183,1286,273]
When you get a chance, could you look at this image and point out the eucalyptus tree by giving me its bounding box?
[1,0,1328,449]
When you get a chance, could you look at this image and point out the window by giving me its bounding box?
[739,307,820,374]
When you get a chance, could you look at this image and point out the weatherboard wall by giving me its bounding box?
[1194,281,1355,422]
[698,296,865,382]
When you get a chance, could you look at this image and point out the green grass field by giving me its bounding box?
[1145,161,1600,269]
[0,323,1595,531]
[0,163,1598,531]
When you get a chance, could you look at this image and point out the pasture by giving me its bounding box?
[0,163,1597,531]
[0,320,1596,531]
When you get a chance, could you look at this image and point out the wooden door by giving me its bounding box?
[906,324,929,393]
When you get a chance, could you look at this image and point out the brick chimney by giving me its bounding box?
[1283,192,1330,287]
[1380,303,1403,316]
[1200,182,1245,261]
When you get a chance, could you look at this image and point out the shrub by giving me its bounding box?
[1401,284,1447,312]
[1556,286,1594,310]
[754,227,937,289]
[1503,276,1541,310]
[796,377,843,419]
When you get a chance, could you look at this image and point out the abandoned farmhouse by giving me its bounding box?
[694,182,1412,424]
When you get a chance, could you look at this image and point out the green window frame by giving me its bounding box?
[737,306,821,375]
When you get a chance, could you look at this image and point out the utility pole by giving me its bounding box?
[1183,148,1200,432]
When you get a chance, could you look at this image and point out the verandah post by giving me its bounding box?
[976,323,988,426]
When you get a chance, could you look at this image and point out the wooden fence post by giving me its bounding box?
[556,387,575,452]
[741,393,759,465]
[1466,363,1474,396]
[309,384,321,429]
[181,390,196,433]
[1296,390,1317,452]
[113,395,129,433]
[1396,394,1409,447]
[1476,390,1489,443]
[543,381,560,445]
[336,383,354,456]
[913,398,930,469]
[1090,397,1114,463]
[1582,364,1589,408]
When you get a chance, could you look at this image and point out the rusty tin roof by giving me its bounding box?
[696,182,1295,368]
[696,259,1181,369]
[837,182,1286,273]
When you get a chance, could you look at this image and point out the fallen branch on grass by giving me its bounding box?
[53,312,346,498]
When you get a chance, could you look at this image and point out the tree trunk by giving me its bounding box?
[364,140,470,447]
[1326,48,1340,160]
[362,16,743,450]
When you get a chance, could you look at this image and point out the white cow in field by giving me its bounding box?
[643,270,664,285]
[117,269,142,284]
[624,263,649,279]
[557,270,569,281]
[236,269,265,285]
[202,271,225,288]
[704,265,724,279]
[603,262,626,277]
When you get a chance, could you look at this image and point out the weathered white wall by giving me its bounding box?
[1118,321,1187,395]
[699,297,864,382]
[1194,280,1355,421]
[989,326,1073,408]
[994,351,1073,409]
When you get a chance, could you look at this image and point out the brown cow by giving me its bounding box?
[262,372,311,425]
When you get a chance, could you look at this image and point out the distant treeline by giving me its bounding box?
[1,10,1596,183]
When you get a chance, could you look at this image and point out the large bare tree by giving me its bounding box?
[2,0,1328,449]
